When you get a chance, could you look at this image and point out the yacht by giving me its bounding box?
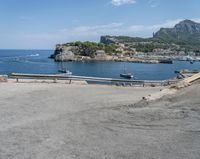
[58,69,72,75]
[120,73,134,79]
[120,63,134,79]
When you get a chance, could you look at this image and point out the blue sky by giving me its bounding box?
[0,0,199,49]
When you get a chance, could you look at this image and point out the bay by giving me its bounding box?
[0,50,200,80]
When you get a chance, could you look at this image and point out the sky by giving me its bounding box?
[0,0,199,49]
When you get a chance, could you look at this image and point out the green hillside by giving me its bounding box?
[153,20,200,49]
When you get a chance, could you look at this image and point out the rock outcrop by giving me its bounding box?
[50,42,117,61]
[51,45,76,61]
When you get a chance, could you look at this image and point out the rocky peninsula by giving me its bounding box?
[50,42,165,64]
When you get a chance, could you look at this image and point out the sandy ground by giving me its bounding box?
[0,82,199,159]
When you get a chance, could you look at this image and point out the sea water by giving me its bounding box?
[0,49,200,80]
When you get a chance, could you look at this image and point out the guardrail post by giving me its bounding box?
[69,79,72,84]
[54,78,57,83]
[16,78,19,82]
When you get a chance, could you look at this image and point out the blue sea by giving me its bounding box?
[0,49,200,80]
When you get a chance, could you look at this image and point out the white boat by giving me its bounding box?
[58,55,72,75]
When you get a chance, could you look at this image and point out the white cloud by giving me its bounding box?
[111,0,136,6]
[148,0,159,8]
[72,23,123,34]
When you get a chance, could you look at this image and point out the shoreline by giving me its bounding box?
[50,56,174,64]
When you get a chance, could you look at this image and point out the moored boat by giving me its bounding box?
[120,73,134,79]
[174,70,180,74]
[120,63,134,79]
[58,69,72,75]
[190,60,194,64]
[159,59,173,64]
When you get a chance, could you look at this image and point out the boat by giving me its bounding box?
[177,74,185,79]
[58,69,72,75]
[190,60,194,64]
[159,59,173,64]
[174,70,180,74]
[120,73,134,79]
[58,55,72,75]
[120,63,134,79]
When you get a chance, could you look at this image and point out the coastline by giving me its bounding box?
[50,55,173,64]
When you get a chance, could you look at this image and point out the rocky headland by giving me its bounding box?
[50,41,160,63]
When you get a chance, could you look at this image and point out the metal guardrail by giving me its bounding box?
[9,73,178,86]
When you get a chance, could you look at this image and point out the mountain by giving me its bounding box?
[101,20,200,50]
[153,19,200,49]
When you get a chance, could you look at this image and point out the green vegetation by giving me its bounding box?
[134,42,179,52]
[62,41,117,57]
[134,43,155,53]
